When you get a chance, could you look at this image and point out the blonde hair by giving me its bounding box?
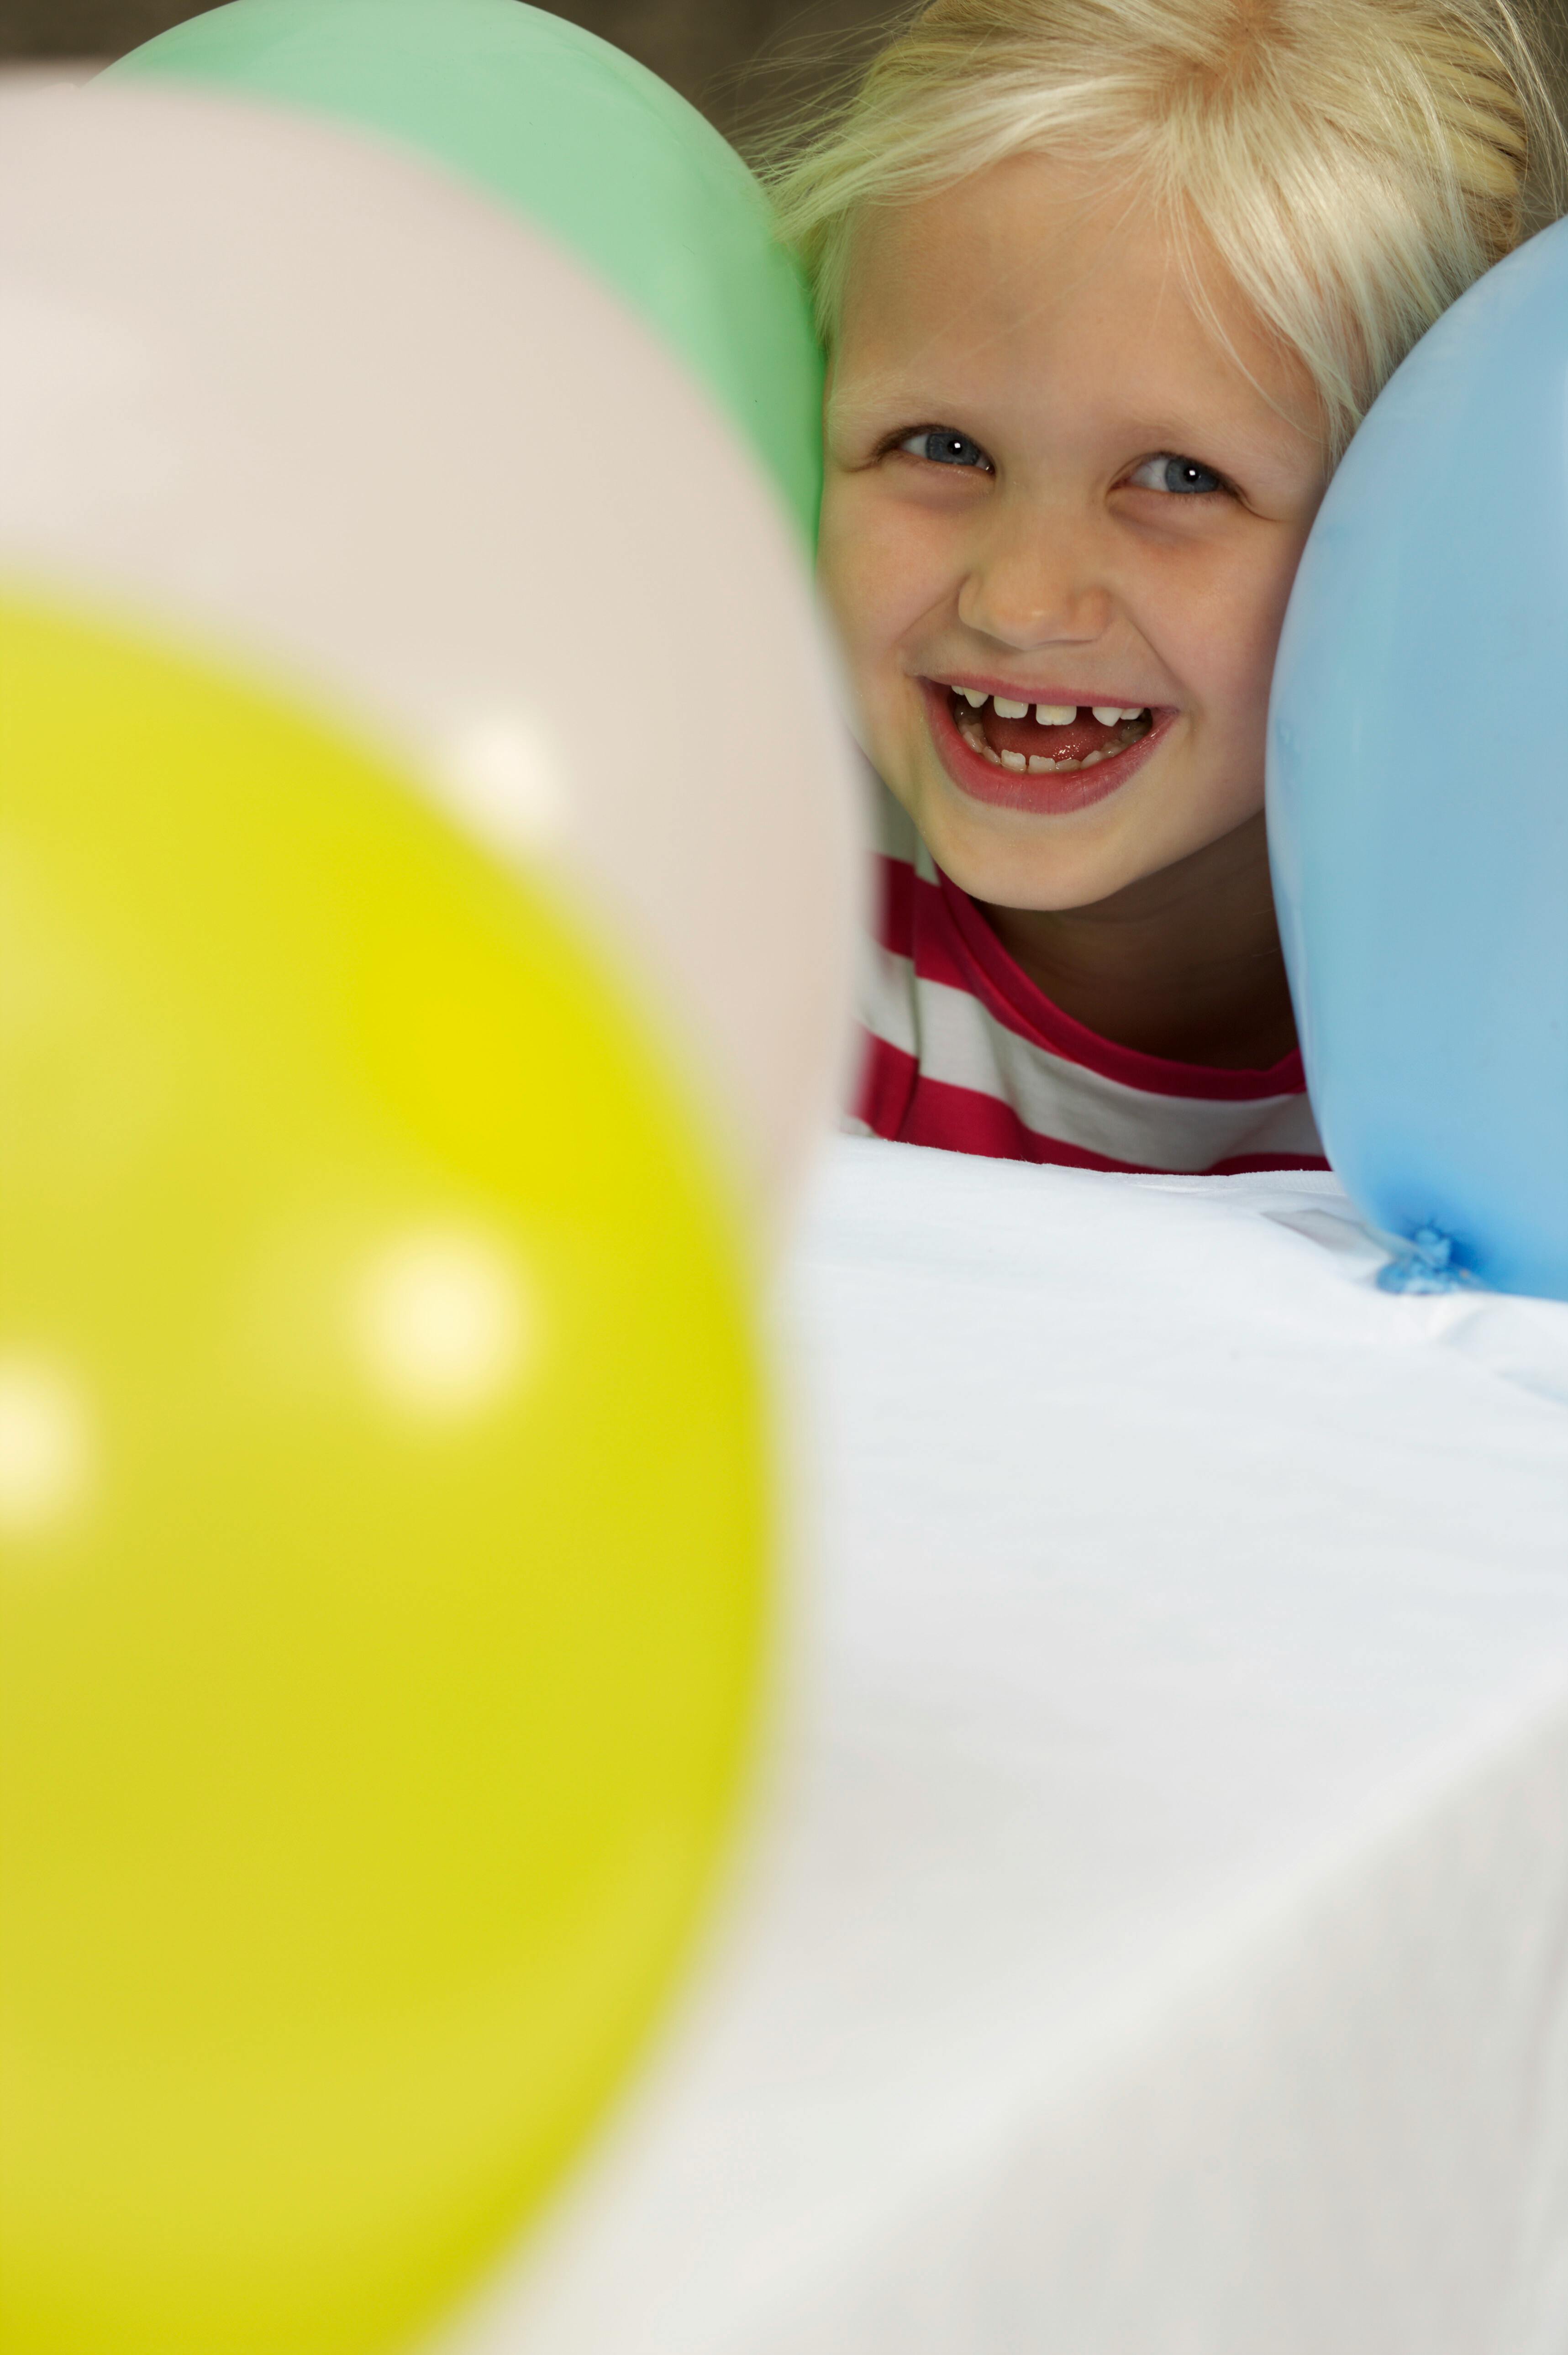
[761,0,1567,454]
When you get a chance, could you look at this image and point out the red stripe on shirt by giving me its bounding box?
[895,1070,1153,1168]
[875,852,917,960]
[852,1028,920,1140]
[855,1032,1328,1174]
[887,853,1309,1104]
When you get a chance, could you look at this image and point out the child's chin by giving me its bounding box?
[917,787,1134,909]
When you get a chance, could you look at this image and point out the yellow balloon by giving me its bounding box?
[0,599,769,2355]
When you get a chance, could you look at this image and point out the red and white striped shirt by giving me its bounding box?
[848,786,1326,1175]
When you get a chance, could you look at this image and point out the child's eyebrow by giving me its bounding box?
[825,336,1326,480]
[823,372,929,425]
[1113,410,1313,464]
[822,382,945,453]
[828,385,1322,493]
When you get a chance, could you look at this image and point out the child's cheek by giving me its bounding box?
[817,482,899,680]
[1164,531,1309,754]
[822,477,938,668]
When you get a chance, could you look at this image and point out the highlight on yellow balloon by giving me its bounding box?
[0,594,771,2355]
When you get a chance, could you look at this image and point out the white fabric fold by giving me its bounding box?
[444,1138,1568,2355]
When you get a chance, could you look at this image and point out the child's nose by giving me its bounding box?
[957,509,1114,648]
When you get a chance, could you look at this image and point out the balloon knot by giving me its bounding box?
[1376,1225,1479,1295]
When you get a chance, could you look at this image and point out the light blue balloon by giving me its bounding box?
[1268,217,1568,1300]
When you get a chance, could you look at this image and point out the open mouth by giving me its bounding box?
[923,680,1168,813]
[951,689,1152,772]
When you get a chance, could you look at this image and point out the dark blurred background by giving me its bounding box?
[0,0,900,136]
[6,0,1566,178]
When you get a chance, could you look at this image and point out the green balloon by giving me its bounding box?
[105,0,822,543]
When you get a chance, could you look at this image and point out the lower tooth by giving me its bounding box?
[1080,750,1103,767]
[999,749,1026,772]
[980,743,1002,766]
[1027,755,1055,773]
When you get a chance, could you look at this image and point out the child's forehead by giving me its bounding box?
[834,158,1321,458]
[845,167,1197,367]
[842,157,1184,332]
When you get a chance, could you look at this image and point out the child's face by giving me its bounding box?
[819,155,1329,913]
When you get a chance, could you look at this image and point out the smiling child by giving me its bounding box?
[767,0,1564,1172]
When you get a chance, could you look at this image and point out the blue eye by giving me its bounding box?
[898,427,993,471]
[1128,453,1226,495]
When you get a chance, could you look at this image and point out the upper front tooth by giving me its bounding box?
[993,696,1030,719]
[1035,703,1075,725]
[1117,705,1145,721]
[960,687,988,707]
[1090,705,1124,726]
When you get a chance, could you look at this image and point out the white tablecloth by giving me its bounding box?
[444,1138,1568,2355]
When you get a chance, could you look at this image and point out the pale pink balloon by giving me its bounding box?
[0,79,862,1225]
